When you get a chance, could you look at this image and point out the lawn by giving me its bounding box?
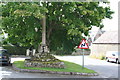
[13,61,96,73]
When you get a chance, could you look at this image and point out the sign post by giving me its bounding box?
[82,49,84,69]
[78,39,89,69]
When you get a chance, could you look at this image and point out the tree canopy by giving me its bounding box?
[1,2,114,54]
[2,2,47,48]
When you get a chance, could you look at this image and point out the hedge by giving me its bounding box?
[2,45,27,55]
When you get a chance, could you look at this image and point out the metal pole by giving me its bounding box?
[82,49,84,69]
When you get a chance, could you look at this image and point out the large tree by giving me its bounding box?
[2,2,113,54]
[2,2,47,49]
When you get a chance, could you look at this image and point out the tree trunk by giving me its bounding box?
[47,27,52,47]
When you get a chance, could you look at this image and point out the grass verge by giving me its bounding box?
[13,61,96,73]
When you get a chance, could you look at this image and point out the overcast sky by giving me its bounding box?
[92,0,119,31]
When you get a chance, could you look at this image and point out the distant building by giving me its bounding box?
[90,31,120,57]
[93,29,105,41]
[88,29,105,47]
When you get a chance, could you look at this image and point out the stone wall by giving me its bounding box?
[90,43,120,57]
[72,49,90,55]
[24,60,65,68]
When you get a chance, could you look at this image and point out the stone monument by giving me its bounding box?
[24,16,65,68]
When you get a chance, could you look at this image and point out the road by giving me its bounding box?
[0,55,119,78]
[55,55,119,78]
[0,65,100,78]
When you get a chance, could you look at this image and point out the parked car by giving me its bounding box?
[0,49,10,65]
[105,51,120,64]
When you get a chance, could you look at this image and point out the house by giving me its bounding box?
[72,29,105,55]
[90,31,120,57]
[88,29,105,47]
[93,29,105,41]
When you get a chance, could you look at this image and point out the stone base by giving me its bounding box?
[24,61,65,68]
[24,52,65,68]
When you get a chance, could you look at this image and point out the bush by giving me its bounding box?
[2,45,27,55]
[90,53,105,60]
[50,50,72,55]
[99,55,105,60]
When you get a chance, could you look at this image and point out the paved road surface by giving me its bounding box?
[0,55,119,78]
[55,55,119,78]
[0,65,101,78]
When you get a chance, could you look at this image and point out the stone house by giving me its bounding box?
[88,29,105,47]
[72,29,105,55]
[90,31,120,57]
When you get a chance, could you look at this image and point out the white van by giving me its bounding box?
[105,51,120,64]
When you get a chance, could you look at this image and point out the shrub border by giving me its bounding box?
[12,64,99,76]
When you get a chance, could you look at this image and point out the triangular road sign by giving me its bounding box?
[78,39,89,49]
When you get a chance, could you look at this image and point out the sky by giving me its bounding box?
[91,0,120,31]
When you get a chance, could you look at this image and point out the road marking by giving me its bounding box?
[0,71,12,76]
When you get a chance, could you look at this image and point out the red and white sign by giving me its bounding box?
[78,39,89,49]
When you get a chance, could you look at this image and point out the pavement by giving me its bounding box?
[0,55,119,78]
[10,56,30,63]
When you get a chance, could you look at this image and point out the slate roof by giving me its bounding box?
[93,31,120,44]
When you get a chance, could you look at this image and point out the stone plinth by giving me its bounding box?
[24,52,65,68]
